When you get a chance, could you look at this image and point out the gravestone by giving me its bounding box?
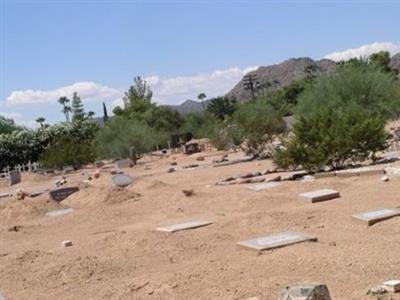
[46,208,74,218]
[237,231,317,252]
[49,187,79,202]
[9,170,21,186]
[299,189,340,203]
[247,182,281,192]
[156,220,213,233]
[112,174,133,187]
[115,159,133,169]
[353,208,400,226]
[278,282,331,300]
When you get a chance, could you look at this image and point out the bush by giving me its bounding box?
[229,101,285,157]
[181,112,219,139]
[93,117,166,159]
[273,107,388,172]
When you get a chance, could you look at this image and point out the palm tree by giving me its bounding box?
[206,97,236,120]
[35,117,46,128]
[198,93,206,110]
[58,96,71,122]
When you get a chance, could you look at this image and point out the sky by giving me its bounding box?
[1,0,400,127]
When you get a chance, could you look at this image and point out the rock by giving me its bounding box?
[367,285,388,296]
[382,280,400,293]
[167,167,176,173]
[278,282,331,300]
[62,240,73,247]
[301,175,316,182]
[112,174,134,187]
[182,189,194,197]
[381,176,390,182]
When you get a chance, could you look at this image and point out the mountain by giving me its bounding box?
[226,57,337,102]
[165,99,210,115]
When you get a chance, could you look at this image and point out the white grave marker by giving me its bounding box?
[247,182,281,192]
[299,189,340,203]
[156,220,213,233]
[46,208,74,218]
[353,208,400,226]
[237,231,317,252]
[383,280,400,293]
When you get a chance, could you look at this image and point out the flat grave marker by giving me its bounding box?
[9,170,21,186]
[299,189,340,203]
[115,159,133,169]
[46,208,74,218]
[156,220,213,233]
[49,187,79,202]
[112,174,133,187]
[237,231,317,252]
[353,208,400,226]
[247,182,281,192]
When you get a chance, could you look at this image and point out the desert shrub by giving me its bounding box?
[273,107,388,172]
[181,112,219,139]
[93,117,166,159]
[229,101,285,157]
[296,60,400,120]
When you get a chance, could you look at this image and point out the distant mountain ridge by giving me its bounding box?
[166,54,400,114]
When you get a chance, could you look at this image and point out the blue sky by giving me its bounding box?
[1,0,400,127]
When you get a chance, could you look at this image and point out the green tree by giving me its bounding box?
[102,102,109,122]
[0,115,22,134]
[58,96,72,122]
[71,92,85,122]
[198,92,207,109]
[273,107,388,172]
[87,111,95,120]
[206,97,237,120]
[369,51,392,73]
[35,117,46,128]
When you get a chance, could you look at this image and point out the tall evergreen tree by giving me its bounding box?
[71,92,85,122]
[103,102,109,122]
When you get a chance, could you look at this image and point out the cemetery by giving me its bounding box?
[1,147,400,299]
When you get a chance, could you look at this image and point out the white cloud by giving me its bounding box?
[145,66,258,105]
[6,81,123,106]
[324,42,400,62]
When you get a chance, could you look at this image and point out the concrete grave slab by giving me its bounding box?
[46,208,74,218]
[9,170,21,186]
[299,189,340,203]
[247,182,281,192]
[156,220,213,233]
[49,187,79,202]
[112,174,133,187]
[353,208,400,226]
[383,280,400,293]
[336,167,384,177]
[278,282,331,300]
[115,159,133,169]
[237,231,317,252]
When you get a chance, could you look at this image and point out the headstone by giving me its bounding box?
[236,231,317,252]
[383,280,400,293]
[49,187,79,202]
[9,170,21,186]
[353,208,400,226]
[247,182,281,192]
[156,220,213,233]
[115,159,133,169]
[112,174,133,187]
[46,208,74,218]
[278,282,331,300]
[299,189,340,203]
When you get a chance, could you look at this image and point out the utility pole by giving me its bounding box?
[243,74,259,101]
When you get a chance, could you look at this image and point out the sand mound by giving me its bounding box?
[0,197,62,222]
[63,186,141,207]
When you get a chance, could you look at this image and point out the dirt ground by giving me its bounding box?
[1,149,400,300]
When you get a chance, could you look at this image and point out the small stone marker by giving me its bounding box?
[299,189,340,203]
[383,280,400,293]
[62,240,73,247]
[353,208,400,226]
[46,208,74,218]
[112,174,133,187]
[115,159,133,169]
[0,193,10,199]
[9,170,21,186]
[278,282,331,300]
[49,187,79,202]
[156,220,213,233]
[247,182,281,192]
[237,231,317,252]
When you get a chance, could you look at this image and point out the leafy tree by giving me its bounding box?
[181,112,218,139]
[273,107,388,172]
[296,60,400,121]
[206,97,237,120]
[369,51,392,73]
[36,117,46,128]
[58,96,72,122]
[0,115,22,134]
[142,106,184,133]
[228,101,285,157]
[87,111,95,119]
[71,92,85,122]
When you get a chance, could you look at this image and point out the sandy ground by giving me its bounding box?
[1,149,400,300]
